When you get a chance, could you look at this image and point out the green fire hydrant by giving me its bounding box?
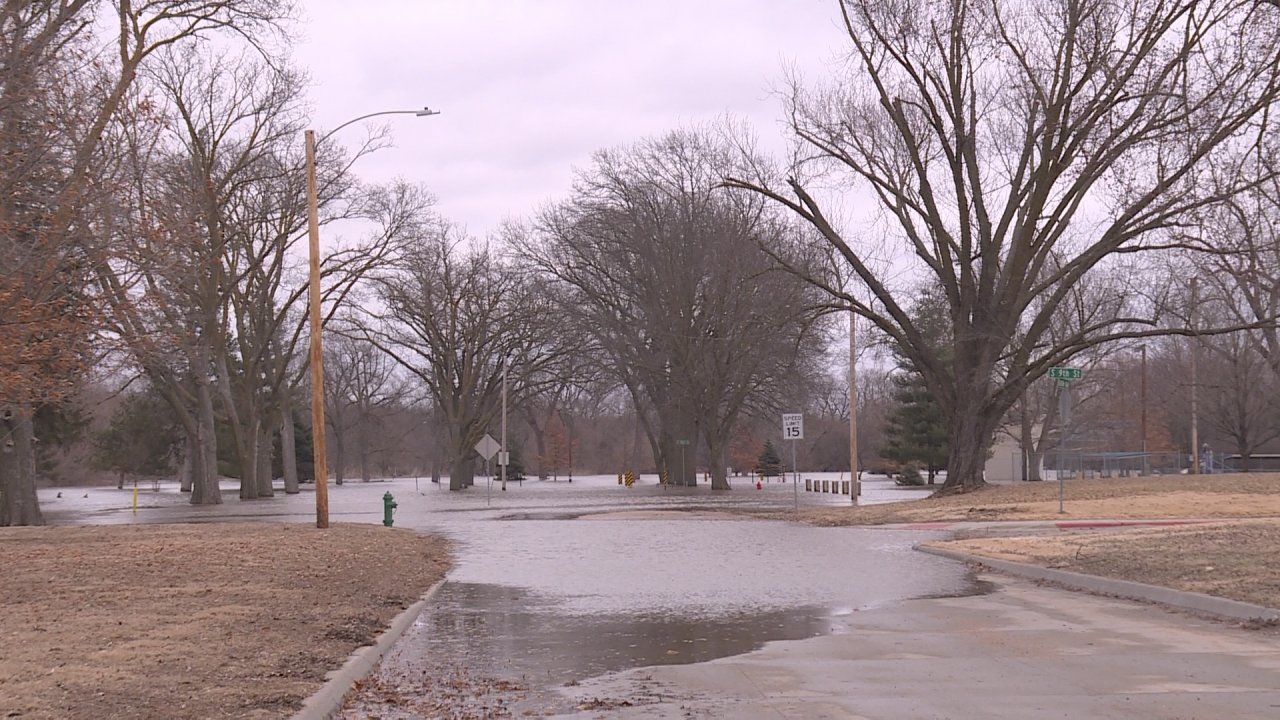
[382,491,397,527]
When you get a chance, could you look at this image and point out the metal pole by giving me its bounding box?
[1140,345,1148,476]
[792,439,798,512]
[1058,383,1067,514]
[486,458,491,506]
[1190,278,1200,474]
[305,130,329,529]
[501,364,507,492]
[848,311,860,501]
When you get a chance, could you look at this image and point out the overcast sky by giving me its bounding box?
[293,1,848,239]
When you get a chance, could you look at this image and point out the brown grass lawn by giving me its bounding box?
[796,473,1280,526]
[926,519,1280,611]
[0,523,450,720]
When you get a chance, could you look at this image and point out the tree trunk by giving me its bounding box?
[630,410,643,470]
[240,413,261,500]
[940,402,996,492]
[1020,392,1036,481]
[358,414,371,481]
[256,424,274,497]
[707,433,730,490]
[179,450,193,492]
[331,422,346,486]
[189,376,222,505]
[280,399,299,494]
[0,406,45,527]
[448,453,475,491]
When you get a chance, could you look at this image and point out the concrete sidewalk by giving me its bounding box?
[880,517,1224,533]
[548,575,1280,719]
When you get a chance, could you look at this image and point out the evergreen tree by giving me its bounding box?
[880,290,951,483]
[756,440,782,477]
[880,372,949,482]
[92,392,182,486]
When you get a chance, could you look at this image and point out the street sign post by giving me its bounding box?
[1048,369,1083,514]
[782,414,803,511]
[677,439,691,486]
[476,434,499,505]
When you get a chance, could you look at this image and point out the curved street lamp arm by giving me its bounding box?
[316,107,440,144]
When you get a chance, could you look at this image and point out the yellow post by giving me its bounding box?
[132,484,138,514]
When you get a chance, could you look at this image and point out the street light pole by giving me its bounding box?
[1140,344,1148,475]
[306,107,438,529]
[501,362,507,492]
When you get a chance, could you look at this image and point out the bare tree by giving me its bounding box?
[323,334,403,483]
[726,0,1280,491]
[366,223,575,490]
[523,127,827,489]
[2,0,293,523]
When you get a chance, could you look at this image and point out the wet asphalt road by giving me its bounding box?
[41,473,975,714]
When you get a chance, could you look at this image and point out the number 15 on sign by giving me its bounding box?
[782,413,804,440]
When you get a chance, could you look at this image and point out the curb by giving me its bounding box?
[292,578,447,720]
[916,544,1280,623]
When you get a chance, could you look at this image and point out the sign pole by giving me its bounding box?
[1048,367,1082,515]
[1058,393,1064,514]
[792,439,798,512]
[782,413,804,512]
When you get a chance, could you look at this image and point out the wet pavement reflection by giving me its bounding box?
[388,583,831,706]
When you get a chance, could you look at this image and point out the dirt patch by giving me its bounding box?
[0,522,450,720]
[795,473,1280,525]
[927,519,1280,610]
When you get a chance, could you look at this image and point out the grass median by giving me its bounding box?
[924,519,1280,612]
[795,473,1280,615]
[799,473,1280,525]
[0,522,450,720]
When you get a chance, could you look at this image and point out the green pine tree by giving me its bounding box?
[880,371,949,483]
[91,391,182,485]
[879,289,951,483]
[757,439,782,477]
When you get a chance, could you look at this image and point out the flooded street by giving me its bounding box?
[41,473,975,715]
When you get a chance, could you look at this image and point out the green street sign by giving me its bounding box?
[1048,367,1083,380]
[676,439,691,446]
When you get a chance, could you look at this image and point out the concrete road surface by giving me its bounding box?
[550,574,1280,719]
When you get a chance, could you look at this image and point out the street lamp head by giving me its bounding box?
[416,107,440,117]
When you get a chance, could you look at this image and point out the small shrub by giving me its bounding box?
[895,461,925,486]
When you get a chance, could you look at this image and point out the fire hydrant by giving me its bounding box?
[382,491,397,527]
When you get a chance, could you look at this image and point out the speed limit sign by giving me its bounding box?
[782,413,804,440]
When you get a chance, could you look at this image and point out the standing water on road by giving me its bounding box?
[41,472,973,715]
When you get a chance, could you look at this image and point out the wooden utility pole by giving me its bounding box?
[849,311,860,500]
[305,129,329,528]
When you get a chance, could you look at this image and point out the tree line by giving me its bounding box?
[10,0,1280,526]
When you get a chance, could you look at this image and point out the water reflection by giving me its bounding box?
[379,582,834,713]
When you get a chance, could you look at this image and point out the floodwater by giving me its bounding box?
[40,473,975,714]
